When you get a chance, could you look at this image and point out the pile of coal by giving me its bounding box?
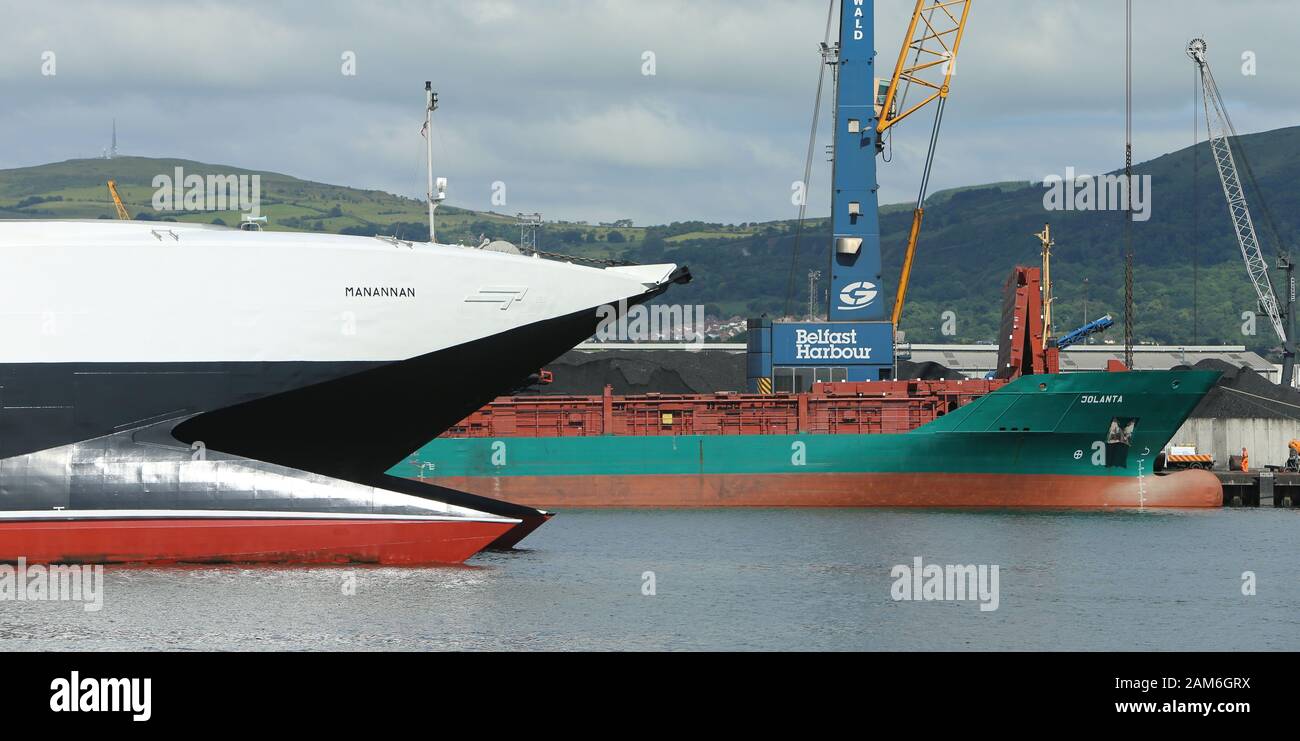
[896,360,966,381]
[532,350,968,395]
[1175,358,1300,420]
[541,350,747,395]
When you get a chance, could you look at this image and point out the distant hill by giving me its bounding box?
[3,126,1299,358]
[645,126,1300,358]
[0,156,533,244]
[0,156,678,255]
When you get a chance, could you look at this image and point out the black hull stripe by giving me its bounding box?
[172,295,667,519]
[0,362,379,459]
[0,291,668,524]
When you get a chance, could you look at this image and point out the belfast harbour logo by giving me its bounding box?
[793,328,873,360]
[837,280,878,311]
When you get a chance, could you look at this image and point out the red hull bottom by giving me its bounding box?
[0,518,515,565]
[422,470,1223,509]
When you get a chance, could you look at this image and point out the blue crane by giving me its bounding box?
[1054,315,1115,351]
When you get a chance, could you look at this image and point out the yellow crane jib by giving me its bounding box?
[876,0,972,136]
[107,180,131,220]
[889,207,925,327]
[881,0,973,329]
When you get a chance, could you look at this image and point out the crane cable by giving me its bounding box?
[1192,55,1199,344]
[783,0,837,318]
[1123,0,1134,369]
[917,99,945,214]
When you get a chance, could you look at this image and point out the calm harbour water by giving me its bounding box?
[1,508,1297,651]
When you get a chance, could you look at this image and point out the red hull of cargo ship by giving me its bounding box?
[0,517,514,566]
[430,469,1222,509]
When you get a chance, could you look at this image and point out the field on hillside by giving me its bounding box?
[0,155,798,270]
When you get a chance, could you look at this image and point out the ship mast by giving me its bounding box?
[1035,224,1055,349]
[424,82,446,244]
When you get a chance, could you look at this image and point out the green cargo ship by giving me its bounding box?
[392,370,1224,509]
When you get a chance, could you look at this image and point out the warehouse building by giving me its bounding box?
[574,342,1276,381]
[905,343,1277,381]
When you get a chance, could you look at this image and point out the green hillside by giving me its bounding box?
[0,157,522,242]
[3,126,1299,359]
[0,156,652,254]
[644,126,1300,358]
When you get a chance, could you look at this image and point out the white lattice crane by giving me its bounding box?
[1188,38,1295,386]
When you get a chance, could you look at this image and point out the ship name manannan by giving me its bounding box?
[346,287,416,298]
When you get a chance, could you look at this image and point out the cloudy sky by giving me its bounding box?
[2,0,1297,225]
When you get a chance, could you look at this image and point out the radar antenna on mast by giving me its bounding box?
[423,82,447,244]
